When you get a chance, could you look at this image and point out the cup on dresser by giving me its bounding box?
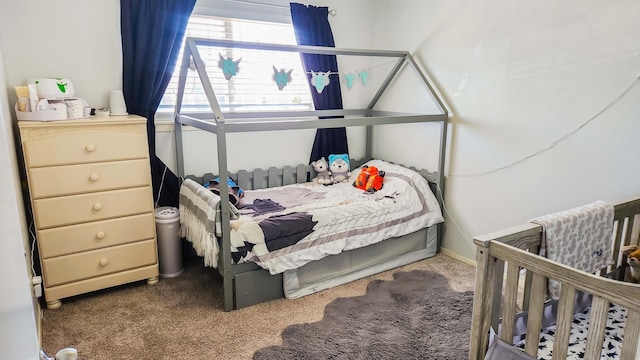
[109,89,128,115]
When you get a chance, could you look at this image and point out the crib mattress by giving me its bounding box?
[515,302,626,359]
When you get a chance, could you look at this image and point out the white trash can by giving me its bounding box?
[154,206,183,278]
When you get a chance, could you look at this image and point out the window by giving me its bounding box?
[158,15,313,115]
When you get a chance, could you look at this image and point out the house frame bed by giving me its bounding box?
[172,37,448,311]
[469,197,640,360]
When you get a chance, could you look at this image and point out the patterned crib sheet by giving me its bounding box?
[515,303,626,359]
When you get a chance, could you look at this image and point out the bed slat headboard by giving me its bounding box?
[183,158,368,190]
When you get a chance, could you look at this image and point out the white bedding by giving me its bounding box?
[179,160,444,275]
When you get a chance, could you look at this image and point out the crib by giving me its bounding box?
[469,197,640,360]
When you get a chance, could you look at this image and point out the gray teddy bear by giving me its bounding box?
[311,157,333,185]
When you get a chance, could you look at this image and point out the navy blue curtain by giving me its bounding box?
[290,3,348,164]
[121,0,196,207]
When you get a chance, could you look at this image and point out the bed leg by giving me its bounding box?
[223,270,234,312]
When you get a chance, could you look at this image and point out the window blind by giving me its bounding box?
[159,15,313,113]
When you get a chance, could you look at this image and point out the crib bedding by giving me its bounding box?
[515,302,626,359]
[180,160,444,275]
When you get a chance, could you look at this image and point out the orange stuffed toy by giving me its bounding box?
[621,245,640,283]
[353,165,385,193]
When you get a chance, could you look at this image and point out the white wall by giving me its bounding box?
[0,1,122,110]
[369,0,640,258]
[0,48,40,360]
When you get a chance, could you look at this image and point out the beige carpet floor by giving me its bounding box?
[40,253,475,360]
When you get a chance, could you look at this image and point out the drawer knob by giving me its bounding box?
[99,258,109,266]
[96,231,106,240]
[93,203,103,211]
[85,144,96,152]
[90,173,100,182]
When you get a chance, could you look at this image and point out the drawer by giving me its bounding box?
[37,213,156,258]
[28,159,151,199]
[34,187,154,229]
[23,130,148,168]
[42,239,157,287]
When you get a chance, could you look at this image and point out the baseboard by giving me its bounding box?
[440,247,476,267]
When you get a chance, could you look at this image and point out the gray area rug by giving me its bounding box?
[253,270,474,359]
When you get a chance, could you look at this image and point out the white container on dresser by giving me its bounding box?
[17,115,159,310]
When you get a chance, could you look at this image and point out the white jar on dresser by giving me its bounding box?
[17,115,159,309]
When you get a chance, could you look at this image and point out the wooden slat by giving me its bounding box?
[632,214,640,247]
[522,247,538,311]
[613,197,640,221]
[551,284,576,360]
[613,219,626,264]
[619,217,637,280]
[282,166,295,185]
[474,223,542,249]
[296,164,307,183]
[253,168,266,189]
[620,310,640,360]
[203,172,215,185]
[626,215,636,247]
[500,262,520,343]
[612,219,623,262]
[236,170,250,190]
[268,167,279,188]
[524,272,546,356]
[468,247,496,360]
[584,296,609,360]
[490,259,505,332]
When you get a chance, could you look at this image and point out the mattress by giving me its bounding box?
[179,159,444,275]
[514,302,626,359]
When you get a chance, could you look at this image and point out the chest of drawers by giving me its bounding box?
[18,116,159,309]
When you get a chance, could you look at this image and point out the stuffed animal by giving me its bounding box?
[353,165,385,192]
[311,157,333,185]
[621,245,640,283]
[328,154,351,184]
[208,176,245,208]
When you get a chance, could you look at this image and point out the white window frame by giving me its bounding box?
[156,10,313,123]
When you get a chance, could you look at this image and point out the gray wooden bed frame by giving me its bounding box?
[469,197,640,359]
[172,38,449,311]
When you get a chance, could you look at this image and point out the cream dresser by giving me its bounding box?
[18,115,159,309]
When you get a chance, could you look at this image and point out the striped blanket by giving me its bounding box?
[179,179,240,268]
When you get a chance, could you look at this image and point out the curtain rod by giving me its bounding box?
[223,0,337,15]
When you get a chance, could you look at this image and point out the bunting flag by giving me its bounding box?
[310,71,331,93]
[344,73,356,90]
[358,71,369,86]
[218,54,241,80]
[272,66,293,90]
[219,56,396,91]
